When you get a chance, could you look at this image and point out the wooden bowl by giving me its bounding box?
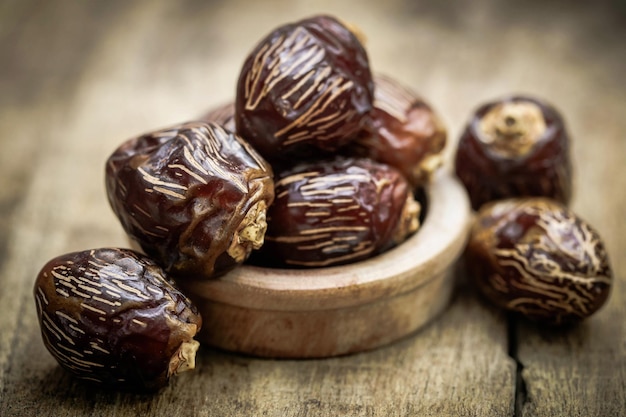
[181,171,471,358]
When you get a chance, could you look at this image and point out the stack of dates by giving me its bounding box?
[33,15,447,392]
[33,14,613,393]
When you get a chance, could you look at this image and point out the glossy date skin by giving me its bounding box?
[454,96,573,210]
[235,15,374,163]
[106,122,274,280]
[251,157,420,268]
[348,74,447,188]
[466,198,612,325]
[33,248,202,392]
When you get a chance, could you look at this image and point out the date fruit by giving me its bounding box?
[348,74,447,187]
[106,121,274,280]
[33,248,202,392]
[199,102,236,133]
[454,95,572,210]
[235,14,374,163]
[252,157,420,268]
[466,198,612,325]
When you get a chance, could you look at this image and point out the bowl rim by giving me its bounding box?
[182,170,471,311]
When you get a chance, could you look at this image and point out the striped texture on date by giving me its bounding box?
[105,122,274,280]
[235,15,374,162]
[467,198,612,324]
[254,158,420,268]
[33,248,202,392]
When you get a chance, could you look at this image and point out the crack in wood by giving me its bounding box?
[508,313,528,417]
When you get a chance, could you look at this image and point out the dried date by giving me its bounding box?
[106,121,274,280]
[33,248,202,392]
[454,95,573,210]
[347,74,447,187]
[251,157,420,268]
[235,15,374,163]
[466,198,612,325]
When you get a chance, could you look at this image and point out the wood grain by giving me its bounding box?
[0,0,624,415]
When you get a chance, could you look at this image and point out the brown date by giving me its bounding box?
[454,95,573,210]
[235,15,374,163]
[106,121,274,280]
[466,198,612,325]
[251,157,420,268]
[347,74,447,188]
[33,248,202,392]
[199,102,236,133]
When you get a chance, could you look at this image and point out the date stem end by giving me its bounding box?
[168,339,200,376]
[478,101,546,158]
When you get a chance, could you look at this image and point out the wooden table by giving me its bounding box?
[1,1,624,415]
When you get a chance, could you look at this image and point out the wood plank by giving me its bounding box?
[515,38,626,414]
[511,4,626,414]
[0,0,624,415]
[2,285,515,416]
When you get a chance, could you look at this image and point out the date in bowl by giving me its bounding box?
[180,172,471,358]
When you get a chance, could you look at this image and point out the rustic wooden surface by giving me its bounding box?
[0,1,624,416]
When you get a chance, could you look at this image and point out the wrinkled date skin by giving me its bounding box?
[347,74,447,188]
[251,157,420,268]
[235,15,374,163]
[466,198,612,325]
[454,95,573,210]
[199,102,236,133]
[33,248,203,392]
[106,122,274,280]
